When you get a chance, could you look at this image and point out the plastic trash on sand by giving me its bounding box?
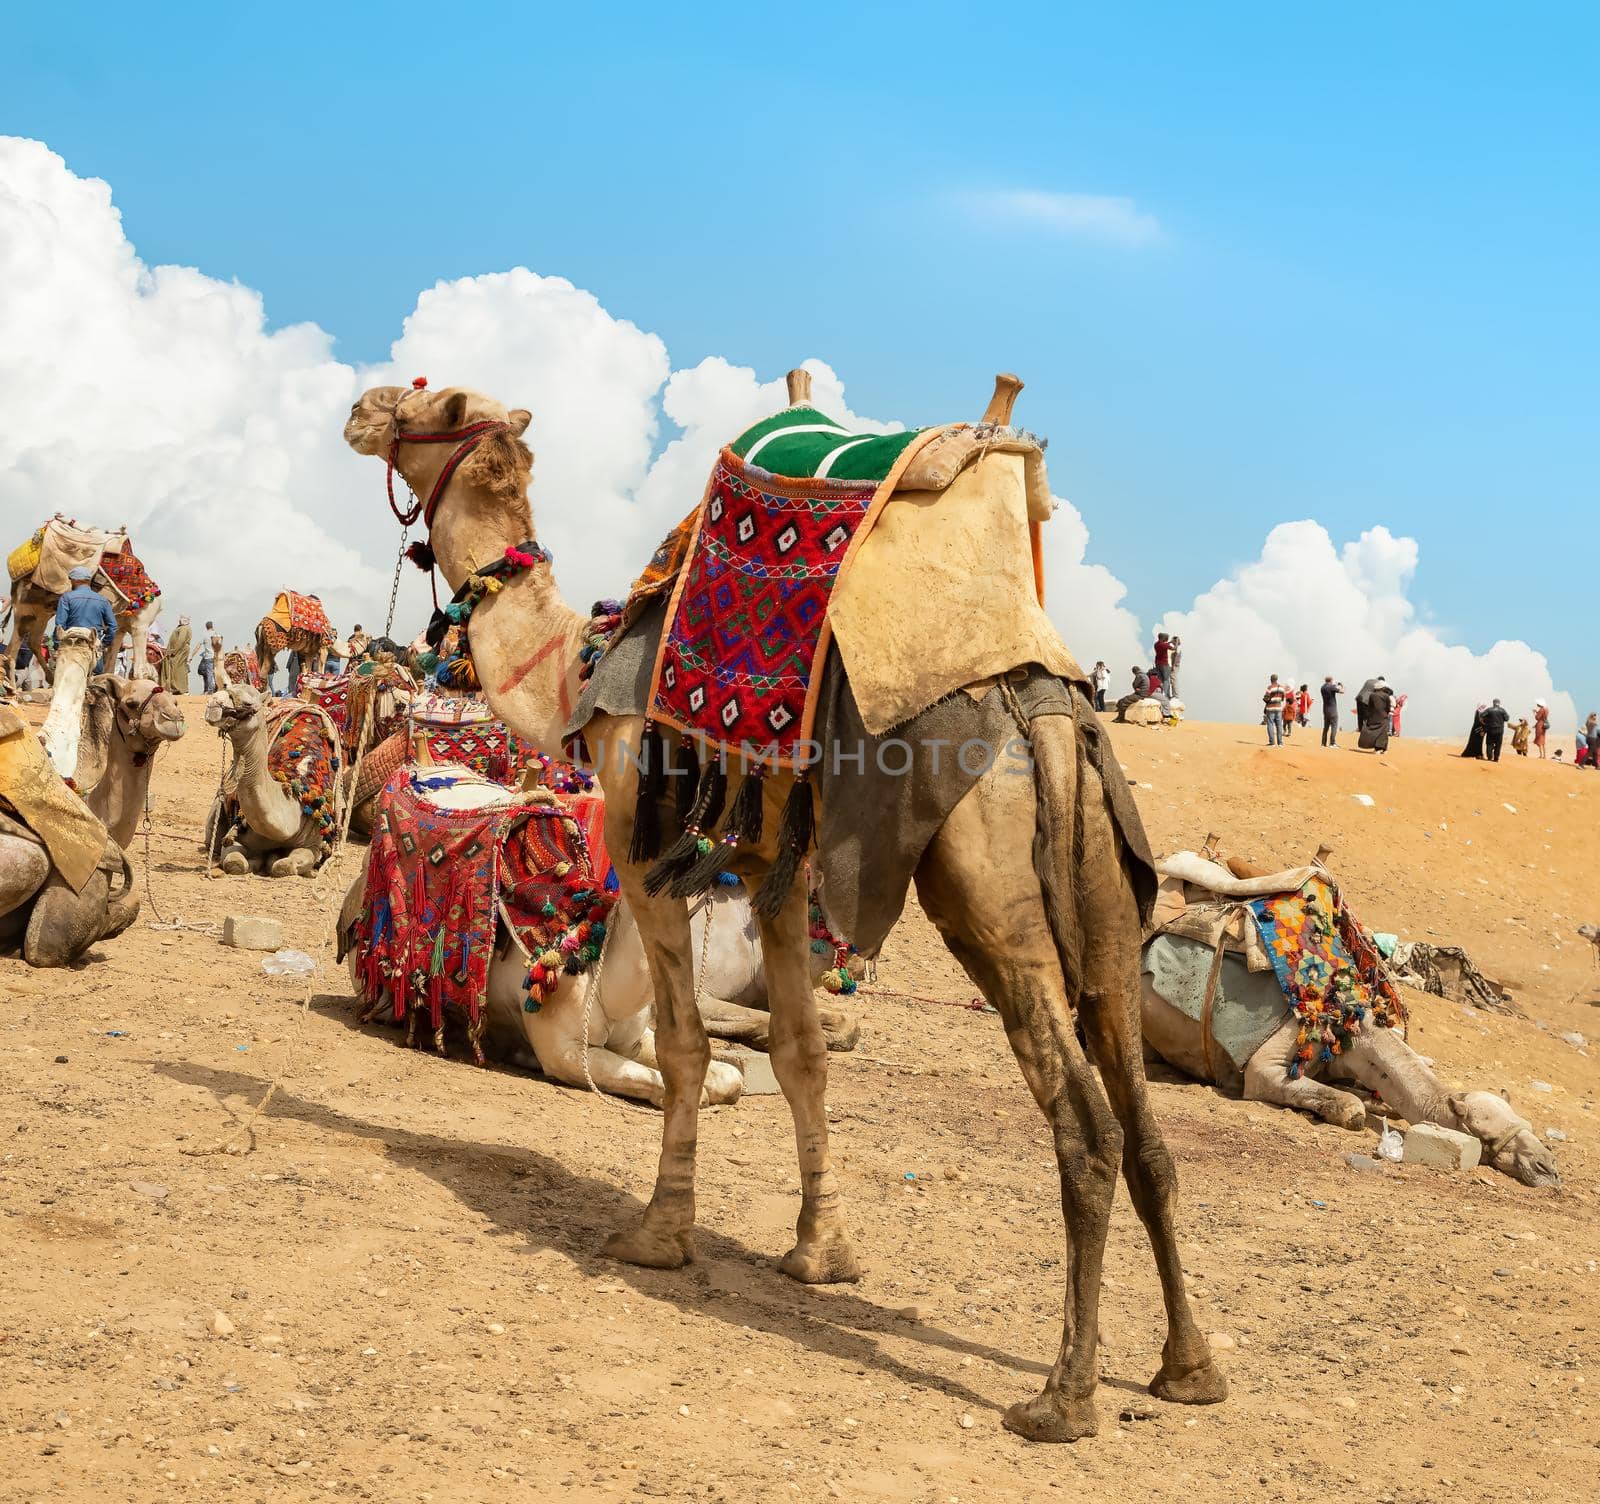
[1351,793,1375,807]
[1376,1126,1404,1162]
[1372,932,1399,958]
[262,949,316,977]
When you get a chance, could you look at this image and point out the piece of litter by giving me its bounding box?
[1351,794,1375,807]
[1545,1128,1567,1142]
[1503,803,1517,814]
[1530,1081,1553,1093]
[261,949,316,977]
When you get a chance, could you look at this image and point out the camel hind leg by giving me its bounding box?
[915,745,1122,1443]
[1052,720,1225,1408]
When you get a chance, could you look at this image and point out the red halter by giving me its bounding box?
[385,417,511,530]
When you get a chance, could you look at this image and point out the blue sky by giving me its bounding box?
[10,2,1598,711]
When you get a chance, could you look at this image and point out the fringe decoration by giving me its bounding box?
[405,539,436,572]
[644,752,727,894]
[628,720,667,864]
[752,774,814,919]
[670,767,766,897]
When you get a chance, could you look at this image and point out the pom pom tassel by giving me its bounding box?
[644,752,726,895]
[405,540,436,572]
[670,768,765,898]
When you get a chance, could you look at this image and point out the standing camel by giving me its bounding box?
[344,375,1226,1441]
[4,573,162,687]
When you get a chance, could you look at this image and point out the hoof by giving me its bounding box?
[822,1015,861,1052]
[702,1061,745,1106]
[779,1232,862,1285]
[1150,1359,1228,1405]
[1002,1390,1098,1443]
[219,853,250,876]
[604,1223,693,1270]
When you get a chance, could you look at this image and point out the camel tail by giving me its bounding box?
[1030,713,1087,1018]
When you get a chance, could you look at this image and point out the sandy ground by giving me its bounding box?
[3,699,1597,1502]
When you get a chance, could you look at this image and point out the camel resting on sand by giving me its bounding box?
[1139,849,1559,1187]
[72,676,186,850]
[204,684,339,877]
[337,766,858,1105]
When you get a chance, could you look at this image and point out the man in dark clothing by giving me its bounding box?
[1320,677,1343,746]
[1480,698,1511,762]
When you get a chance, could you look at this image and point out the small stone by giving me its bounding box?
[486,1323,505,1335]
[222,915,284,951]
[1530,1080,1554,1093]
[677,1404,690,1417]
[53,1410,72,1428]
[719,1046,779,1096]
[958,1413,975,1430]
[1207,1332,1236,1351]
[129,1181,170,1199]
[211,1311,235,1337]
[54,1055,68,1065]
[896,1306,925,1323]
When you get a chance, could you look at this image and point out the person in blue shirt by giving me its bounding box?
[55,566,119,669]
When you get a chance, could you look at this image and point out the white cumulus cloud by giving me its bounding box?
[961,189,1164,246]
[1158,521,1575,738]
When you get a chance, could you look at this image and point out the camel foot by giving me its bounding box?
[779,1230,862,1285]
[604,1222,694,1270]
[1326,1098,1368,1131]
[702,1060,745,1106]
[1002,1389,1099,1443]
[1150,1358,1228,1406]
[818,1008,861,1052]
[219,851,251,876]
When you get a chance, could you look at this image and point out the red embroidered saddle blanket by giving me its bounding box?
[647,419,937,767]
[352,769,617,1061]
[97,538,160,613]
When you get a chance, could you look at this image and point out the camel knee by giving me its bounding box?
[1129,1134,1178,1196]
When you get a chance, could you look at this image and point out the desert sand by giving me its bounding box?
[2,702,1596,1502]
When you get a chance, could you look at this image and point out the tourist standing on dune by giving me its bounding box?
[1091,660,1109,711]
[1355,676,1393,753]
[1512,718,1531,755]
[1169,635,1183,698]
[1154,631,1172,692]
[1534,700,1549,758]
[1263,674,1286,746]
[1585,712,1600,769]
[1391,691,1407,737]
[1462,704,1486,758]
[1320,677,1343,746]
[1480,698,1511,762]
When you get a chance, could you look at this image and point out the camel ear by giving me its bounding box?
[508,408,531,436]
[1447,1093,1469,1119]
[442,392,470,429]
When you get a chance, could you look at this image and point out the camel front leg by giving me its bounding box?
[1242,1019,1368,1128]
[267,847,320,878]
[754,880,861,1284]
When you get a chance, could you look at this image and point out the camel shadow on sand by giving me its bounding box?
[151,1045,1158,1417]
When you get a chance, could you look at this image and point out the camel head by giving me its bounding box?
[1449,1091,1560,1188]
[205,682,268,740]
[344,385,535,589]
[93,676,186,752]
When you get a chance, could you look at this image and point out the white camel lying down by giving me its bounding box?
[339,767,856,1107]
[1139,851,1559,1188]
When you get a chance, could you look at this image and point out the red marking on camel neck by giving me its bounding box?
[495,631,573,721]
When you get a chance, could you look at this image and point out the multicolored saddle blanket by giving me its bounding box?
[352,768,618,1061]
[266,590,335,642]
[1249,876,1405,1077]
[97,538,160,613]
[647,407,941,767]
[302,665,414,761]
[416,718,537,787]
[223,649,264,690]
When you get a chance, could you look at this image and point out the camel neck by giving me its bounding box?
[40,645,96,778]
[227,721,303,841]
[90,728,159,850]
[420,476,587,759]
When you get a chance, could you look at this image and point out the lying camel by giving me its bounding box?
[1139,849,1559,1187]
[338,767,857,1105]
[73,676,187,849]
[204,684,339,877]
[1,695,138,967]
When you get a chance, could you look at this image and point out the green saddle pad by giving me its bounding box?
[1143,933,1288,1070]
[730,406,931,484]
